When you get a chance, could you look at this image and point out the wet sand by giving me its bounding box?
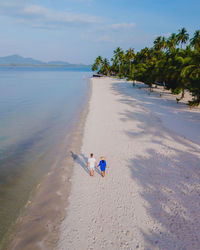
[4,80,92,250]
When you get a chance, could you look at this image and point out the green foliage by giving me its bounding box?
[92,56,103,72]
[91,56,110,76]
[92,28,200,106]
[190,30,200,51]
[177,27,189,49]
[171,88,182,95]
[188,99,200,107]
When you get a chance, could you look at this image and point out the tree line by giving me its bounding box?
[92,28,200,107]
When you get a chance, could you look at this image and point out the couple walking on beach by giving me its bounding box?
[87,153,107,177]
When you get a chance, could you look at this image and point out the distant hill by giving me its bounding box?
[0,55,46,65]
[0,55,90,67]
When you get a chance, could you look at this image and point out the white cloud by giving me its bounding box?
[79,21,137,44]
[0,1,101,28]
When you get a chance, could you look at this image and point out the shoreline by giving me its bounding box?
[4,78,92,250]
[0,65,91,69]
[58,77,200,250]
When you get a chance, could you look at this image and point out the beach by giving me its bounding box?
[1,1,199,249]
[58,77,200,250]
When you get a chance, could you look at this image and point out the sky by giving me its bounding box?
[0,0,199,64]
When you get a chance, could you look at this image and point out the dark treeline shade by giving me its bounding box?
[92,28,200,107]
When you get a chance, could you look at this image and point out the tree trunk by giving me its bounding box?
[118,59,120,74]
[181,88,185,99]
[163,81,166,89]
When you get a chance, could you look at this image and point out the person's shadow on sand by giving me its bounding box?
[70,151,101,176]
[95,164,101,176]
[70,151,90,175]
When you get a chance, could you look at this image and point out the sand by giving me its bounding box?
[57,77,200,250]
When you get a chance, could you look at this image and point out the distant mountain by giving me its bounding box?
[0,55,45,65]
[0,55,90,67]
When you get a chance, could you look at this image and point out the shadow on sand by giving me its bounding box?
[111,81,200,249]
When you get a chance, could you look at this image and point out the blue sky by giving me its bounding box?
[0,0,199,64]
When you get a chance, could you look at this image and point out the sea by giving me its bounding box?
[0,66,91,245]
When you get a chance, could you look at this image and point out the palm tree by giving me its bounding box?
[100,58,110,76]
[177,27,189,49]
[167,33,178,51]
[124,48,135,75]
[92,27,200,106]
[181,50,200,82]
[112,47,124,74]
[92,56,103,72]
[176,55,192,99]
[161,36,166,50]
[154,36,162,51]
[190,30,200,51]
[153,36,166,51]
[136,47,150,63]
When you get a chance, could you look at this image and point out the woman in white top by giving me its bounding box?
[87,153,97,176]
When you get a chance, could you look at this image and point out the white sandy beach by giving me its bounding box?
[57,77,200,250]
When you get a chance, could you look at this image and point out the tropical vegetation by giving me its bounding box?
[92,28,200,107]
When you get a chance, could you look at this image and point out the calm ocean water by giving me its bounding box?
[0,66,91,244]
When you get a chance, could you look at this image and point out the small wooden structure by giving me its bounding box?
[93,74,104,77]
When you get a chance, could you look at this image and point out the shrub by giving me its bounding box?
[171,88,182,95]
[188,99,200,108]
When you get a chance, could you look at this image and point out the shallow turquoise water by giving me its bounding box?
[0,66,91,244]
